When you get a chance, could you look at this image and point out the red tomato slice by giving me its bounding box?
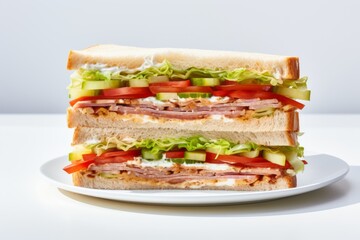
[212,90,230,97]
[149,86,213,94]
[223,80,238,85]
[94,156,135,164]
[165,151,185,158]
[63,159,95,174]
[206,152,264,164]
[149,86,183,94]
[228,91,262,99]
[241,160,292,169]
[229,91,305,109]
[150,80,191,87]
[82,153,97,161]
[206,152,292,169]
[118,94,154,99]
[264,92,305,109]
[98,150,141,159]
[69,96,115,106]
[205,154,248,167]
[181,86,213,93]
[69,150,141,169]
[205,156,234,164]
[216,84,272,92]
[102,87,152,97]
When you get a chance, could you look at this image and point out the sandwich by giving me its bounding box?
[64,45,310,190]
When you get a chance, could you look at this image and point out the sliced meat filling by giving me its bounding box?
[73,97,282,120]
[88,161,284,184]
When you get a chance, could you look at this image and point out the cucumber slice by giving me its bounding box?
[239,149,260,158]
[177,92,212,98]
[68,89,99,99]
[191,78,220,86]
[148,76,169,83]
[273,86,311,100]
[262,150,286,166]
[184,151,206,162]
[129,78,149,87]
[141,149,163,160]
[82,80,121,90]
[156,92,179,101]
[206,147,226,155]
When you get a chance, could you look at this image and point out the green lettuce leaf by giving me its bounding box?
[74,60,285,87]
[282,76,309,90]
[79,136,305,173]
[225,142,258,155]
[282,146,305,173]
[88,136,304,156]
[79,68,112,81]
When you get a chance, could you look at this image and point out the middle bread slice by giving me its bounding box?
[68,107,299,133]
[73,127,298,147]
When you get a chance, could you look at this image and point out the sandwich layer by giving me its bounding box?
[68,107,299,132]
[67,45,299,79]
[73,127,298,146]
[73,172,296,190]
[64,45,309,192]
[73,162,296,190]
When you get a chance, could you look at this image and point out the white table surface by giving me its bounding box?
[0,114,359,239]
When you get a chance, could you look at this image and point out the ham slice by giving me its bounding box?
[111,105,245,119]
[72,97,281,120]
[88,162,283,184]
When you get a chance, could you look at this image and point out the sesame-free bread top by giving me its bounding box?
[67,45,299,79]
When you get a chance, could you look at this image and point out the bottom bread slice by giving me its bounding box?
[73,170,296,191]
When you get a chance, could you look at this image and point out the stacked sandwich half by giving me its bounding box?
[64,45,310,191]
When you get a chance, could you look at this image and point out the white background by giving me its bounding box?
[0,0,359,113]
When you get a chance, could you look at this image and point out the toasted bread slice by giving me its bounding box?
[67,107,299,133]
[67,45,299,79]
[73,170,296,190]
[72,127,298,147]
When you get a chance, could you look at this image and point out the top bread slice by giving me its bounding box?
[67,45,299,80]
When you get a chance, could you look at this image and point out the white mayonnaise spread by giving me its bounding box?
[214,179,236,187]
[139,96,229,106]
[209,115,234,122]
[81,55,162,73]
[139,97,166,106]
[188,179,236,188]
[81,63,127,73]
[208,96,230,103]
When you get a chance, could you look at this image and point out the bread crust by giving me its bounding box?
[67,45,299,79]
[72,170,296,190]
[67,107,299,133]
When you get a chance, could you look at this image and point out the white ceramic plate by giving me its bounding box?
[40,153,349,205]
